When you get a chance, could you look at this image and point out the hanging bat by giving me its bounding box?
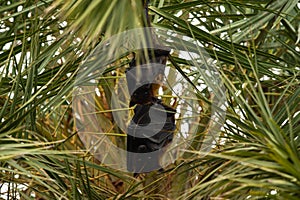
[125,46,175,174]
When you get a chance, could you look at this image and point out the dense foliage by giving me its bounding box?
[0,0,299,199]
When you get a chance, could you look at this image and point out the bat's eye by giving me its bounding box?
[144,91,149,95]
[138,145,147,152]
